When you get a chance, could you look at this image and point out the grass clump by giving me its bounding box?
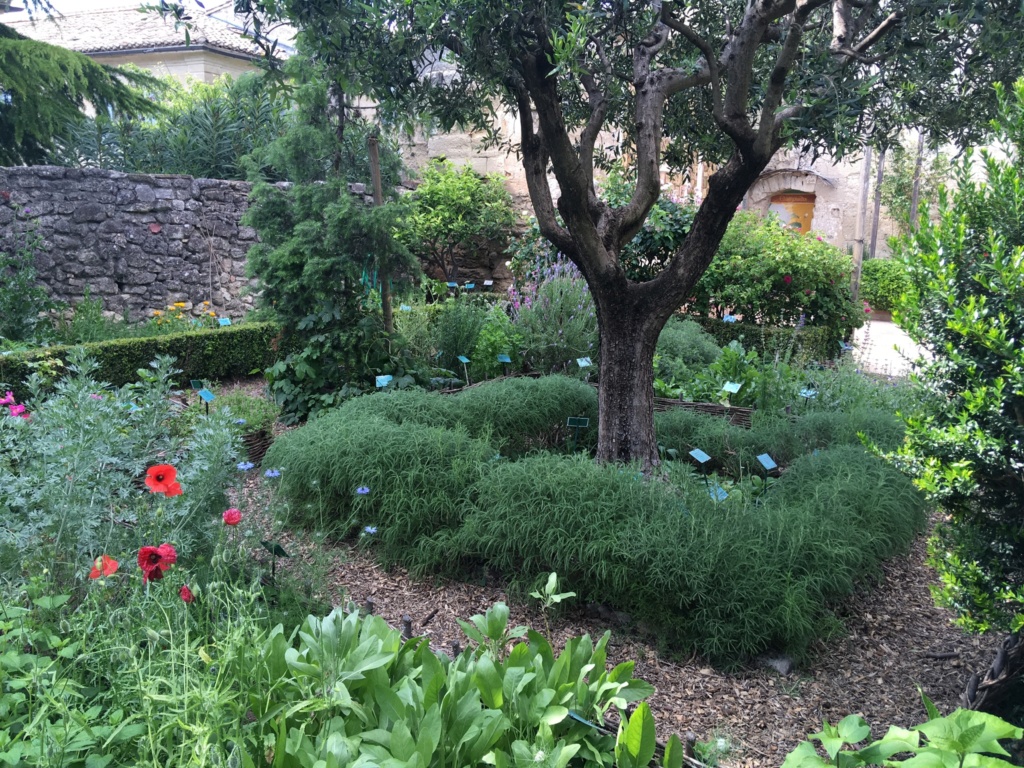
[263,412,496,562]
[332,375,598,457]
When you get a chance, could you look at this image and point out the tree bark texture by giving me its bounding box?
[869,147,886,260]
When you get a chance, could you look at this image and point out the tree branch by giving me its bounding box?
[853,10,903,53]
[510,79,573,254]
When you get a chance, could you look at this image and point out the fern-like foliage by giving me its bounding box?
[0,23,160,164]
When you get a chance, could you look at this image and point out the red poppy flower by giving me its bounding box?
[222,508,242,526]
[138,543,178,583]
[145,464,183,497]
[180,584,195,603]
[783,275,793,285]
[89,555,119,579]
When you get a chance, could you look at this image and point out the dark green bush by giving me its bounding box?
[415,445,925,662]
[688,212,865,344]
[889,81,1024,633]
[653,406,904,477]
[332,375,599,457]
[0,323,280,399]
[264,412,495,560]
[687,315,837,361]
[655,318,721,381]
[860,258,913,312]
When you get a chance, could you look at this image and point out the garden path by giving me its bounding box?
[852,319,928,377]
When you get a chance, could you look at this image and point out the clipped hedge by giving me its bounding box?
[0,323,280,397]
[687,315,838,361]
[860,258,913,312]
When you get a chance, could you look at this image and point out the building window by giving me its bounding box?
[769,191,816,234]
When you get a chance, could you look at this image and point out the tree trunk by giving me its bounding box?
[909,132,925,232]
[869,147,886,260]
[851,145,873,302]
[593,288,667,468]
[367,133,393,336]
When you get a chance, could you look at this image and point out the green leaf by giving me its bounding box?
[838,715,872,745]
[621,703,657,768]
[474,654,504,709]
[663,734,685,768]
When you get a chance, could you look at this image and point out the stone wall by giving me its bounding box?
[0,166,514,321]
[0,166,261,320]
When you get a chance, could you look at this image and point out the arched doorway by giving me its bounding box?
[769,190,816,234]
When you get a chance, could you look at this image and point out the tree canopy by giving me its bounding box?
[0,19,160,165]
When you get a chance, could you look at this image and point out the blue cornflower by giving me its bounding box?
[356,486,370,495]
[363,526,378,535]
[265,469,281,478]
[237,461,255,471]
[234,418,247,426]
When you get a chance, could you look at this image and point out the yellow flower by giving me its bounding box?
[173,302,187,308]
[152,310,163,316]
[202,301,210,305]
[208,311,216,316]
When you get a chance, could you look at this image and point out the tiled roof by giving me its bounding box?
[4,2,276,58]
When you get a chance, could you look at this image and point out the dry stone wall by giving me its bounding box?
[0,166,263,320]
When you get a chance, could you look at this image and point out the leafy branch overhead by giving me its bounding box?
[0,24,162,165]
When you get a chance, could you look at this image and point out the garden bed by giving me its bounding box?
[239,458,991,768]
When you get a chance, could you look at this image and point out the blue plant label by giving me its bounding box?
[464,283,475,290]
[457,355,470,364]
[399,304,412,312]
[723,314,738,323]
[839,340,854,351]
[375,375,393,388]
[566,416,590,428]
[198,388,215,403]
[757,453,778,471]
[218,317,232,326]
[576,356,592,368]
[799,388,818,399]
[483,280,494,287]
[689,448,711,464]
[446,282,458,288]
[708,484,729,502]
[190,379,203,390]
[496,354,512,364]
[722,381,742,394]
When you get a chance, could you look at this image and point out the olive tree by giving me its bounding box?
[218,0,1018,465]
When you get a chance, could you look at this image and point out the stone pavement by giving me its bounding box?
[852,318,929,377]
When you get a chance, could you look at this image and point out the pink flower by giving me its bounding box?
[180,584,195,603]
[0,391,13,406]
[783,275,793,285]
[222,508,242,526]
[9,404,29,419]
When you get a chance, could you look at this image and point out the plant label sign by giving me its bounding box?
[483,280,494,287]
[198,388,215,403]
[464,283,475,290]
[799,388,818,399]
[218,317,232,326]
[757,453,778,471]
[496,354,512,364]
[457,355,471,364]
[722,381,742,394]
[190,380,204,390]
[689,448,711,464]
[375,375,393,388]
[566,417,590,428]
[708,484,729,502]
[577,356,592,368]
[399,304,412,312]
[446,282,458,288]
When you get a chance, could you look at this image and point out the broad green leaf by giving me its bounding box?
[663,734,684,768]
[622,703,657,768]
[781,741,832,768]
[474,654,504,709]
[839,715,872,744]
